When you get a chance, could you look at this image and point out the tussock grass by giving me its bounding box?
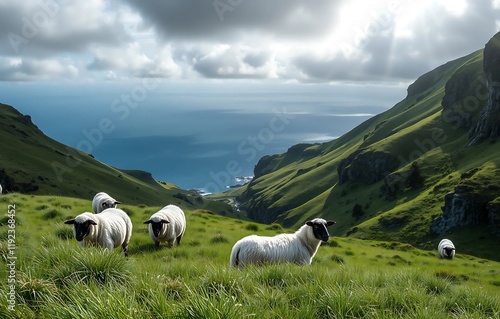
[0,193,499,318]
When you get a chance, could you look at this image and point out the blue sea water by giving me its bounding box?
[3,82,405,193]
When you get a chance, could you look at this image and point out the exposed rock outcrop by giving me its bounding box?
[430,185,492,234]
[338,150,400,185]
[488,200,500,237]
[469,32,500,145]
[441,63,487,130]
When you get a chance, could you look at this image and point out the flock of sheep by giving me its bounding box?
[62,191,457,266]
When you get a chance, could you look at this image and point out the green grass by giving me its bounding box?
[1,194,499,318]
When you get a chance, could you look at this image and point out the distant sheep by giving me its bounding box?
[64,208,132,256]
[230,218,336,268]
[92,192,121,214]
[143,205,186,248]
[0,184,2,194]
[438,239,456,259]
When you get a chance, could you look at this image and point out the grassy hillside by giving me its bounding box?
[0,103,239,217]
[235,45,500,259]
[1,194,499,318]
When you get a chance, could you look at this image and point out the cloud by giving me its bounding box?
[122,0,345,41]
[0,56,78,81]
[187,44,276,79]
[0,0,129,56]
[87,43,182,79]
[0,0,498,83]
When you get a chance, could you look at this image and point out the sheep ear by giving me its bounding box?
[88,220,97,226]
[114,201,121,204]
[161,219,170,224]
[306,221,313,227]
[327,220,336,226]
[64,219,75,225]
[143,219,152,224]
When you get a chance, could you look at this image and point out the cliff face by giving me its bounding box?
[430,185,490,234]
[441,62,487,130]
[338,150,400,185]
[469,33,500,145]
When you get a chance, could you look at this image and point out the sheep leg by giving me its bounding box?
[122,243,129,257]
[167,239,174,248]
[153,239,160,248]
[176,235,182,245]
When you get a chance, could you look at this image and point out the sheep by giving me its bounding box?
[230,218,336,268]
[64,208,132,257]
[143,205,186,248]
[438,238,456,259]
[92,192,121,214]
[0,184,2,194]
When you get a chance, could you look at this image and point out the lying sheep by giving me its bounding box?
[92,192,121,214]
[438,238,455,259]
[64,208,132,257]
[143,205,186,248]
[230,218,336,268]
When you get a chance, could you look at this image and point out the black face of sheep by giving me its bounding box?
[101,200,120,211]
[307,220,336,242]
[143,218,170,238]
[443,247,455,259]
[64,219,97,241]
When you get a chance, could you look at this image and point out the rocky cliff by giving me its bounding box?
[337,150,400,185]
[469,32,500,145]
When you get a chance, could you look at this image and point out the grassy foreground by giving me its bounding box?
[1,193,499,318]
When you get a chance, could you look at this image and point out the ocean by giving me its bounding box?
[3,82,405,193]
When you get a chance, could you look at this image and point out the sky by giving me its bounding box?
[0,0,499,83]
[1,0,500,191]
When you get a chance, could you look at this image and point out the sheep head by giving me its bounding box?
[306,218,336,242]
[64,216,97,241]
[143,218,170,238]
[101,200,121,211]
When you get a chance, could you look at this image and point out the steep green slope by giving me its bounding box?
[0,103,236,215]
[236,33,500,259]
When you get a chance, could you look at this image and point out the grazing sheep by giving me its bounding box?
[230,218,336,268]
[92,192,121,214]
[438,239,456,259]
[143,205,186,248]
[64,208,132,257]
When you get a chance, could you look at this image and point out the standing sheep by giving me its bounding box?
[92,192,121,214]
[230,218,336,268]
[438,239,456,259]
[64,208,132,257]
[143,205,186,248]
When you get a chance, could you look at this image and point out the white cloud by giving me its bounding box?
[0,56,78,81]
[0,0,498,83]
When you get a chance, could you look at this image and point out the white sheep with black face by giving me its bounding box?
[438,238,456,259]
[92,192,121,214]
[64,208,132,257]
[143,205,186,248]
[230,218,336,268]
